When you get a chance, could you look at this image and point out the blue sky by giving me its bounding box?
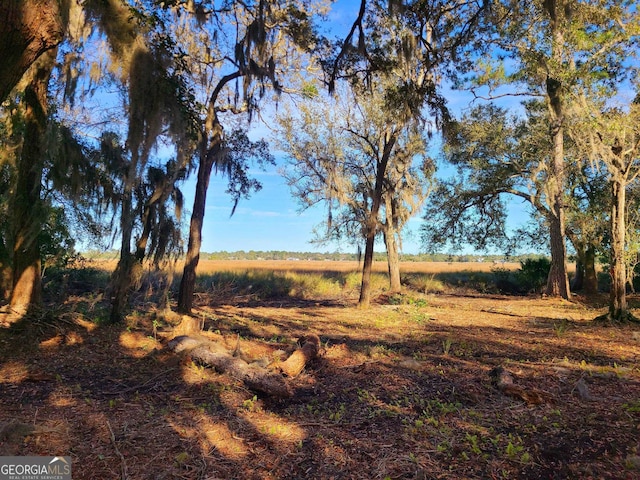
[182,158,429,254]
[178,0,424,254]
[183,3,524,255]
[194,164,341,253]
[189,148,530,255]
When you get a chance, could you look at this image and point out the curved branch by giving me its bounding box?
[327,0,367,93]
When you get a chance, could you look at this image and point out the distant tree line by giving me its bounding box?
[84,249,546,264]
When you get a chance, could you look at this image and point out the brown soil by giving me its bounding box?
[0,283,639,479]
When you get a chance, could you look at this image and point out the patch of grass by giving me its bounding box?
[404,273,446,293]
[553,319,571,337]
[442,337,453,355]
[343,271,388,292]
[387,293,428,307]
[328,403,346,422]
[192,268,392,300]
[623,400,640,413]
[241,395,259,412]
[286,272,344,297]
[197,270,294,299]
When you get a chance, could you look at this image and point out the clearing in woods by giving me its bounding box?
[0,260,638,479]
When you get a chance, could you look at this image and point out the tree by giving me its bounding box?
[469,0,574,298]
[177,128,274,313]
[7,50,58,314]
[319,0,488,307]
[555,3,639,321]
[564,163,608,295]
[424,101,606,296]
[0,0,184,318]
[463,0,638,299]
[174,0,317,313]
[380,142,434,292]
[0,57,118,313]
[0,0,66,102]
[422,104,525,255]
[576,101,640,322]
[85,4,202,322]
[277,83,432,302]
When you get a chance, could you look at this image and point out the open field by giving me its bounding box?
[0,260,638,479]
[193,259,524,274]
[91,258,524,273]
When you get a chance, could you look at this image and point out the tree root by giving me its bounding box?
[594,310,640,325]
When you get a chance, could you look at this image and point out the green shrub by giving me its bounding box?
[516,257,551,293]
[492,267,520,294]
[491,258,550,294]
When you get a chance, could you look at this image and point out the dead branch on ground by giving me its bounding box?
[167,334,320,398]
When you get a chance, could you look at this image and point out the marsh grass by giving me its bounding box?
[187,269,509,303]
[84,259,523,303]
[403,273,447,293]
[190,268,393,301]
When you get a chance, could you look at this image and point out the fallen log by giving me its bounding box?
[278,334,321,378]
[167,334,320,398]
[192,343,293,398]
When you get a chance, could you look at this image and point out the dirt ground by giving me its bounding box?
[0,266,639,479]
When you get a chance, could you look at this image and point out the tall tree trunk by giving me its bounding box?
[9,49,56,314]
[177,122,223,313]
[383,201,401,293]
[571,244,584,292]
[384,230,401,293]
[0,0,65,103]
[546,145,571,299]
[544,81,570,299]
[358,221,377,308]
[109,150,140,323]
[543,1,570,300]
[358,133,395,308]
[583,244,598,296]
[609,178,627,321]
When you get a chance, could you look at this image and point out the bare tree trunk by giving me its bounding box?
[382,195,402,293]
[109,159,138,323]
[383,228,401,293]
[177,122,223,313]
[545,158,570,299]
[609,178,627,321]
[544,81,570,299]
[543,2,570,300]
[0,0,65,102]
[583,244,598,296]
[571,244,584,292]
[9,49,56,314]
[358,222,376,308]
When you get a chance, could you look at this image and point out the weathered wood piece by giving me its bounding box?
[167,334,320,398]
[278,334,321,378]
[189,343,293,398]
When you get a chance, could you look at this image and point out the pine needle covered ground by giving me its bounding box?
[0,260,638,479]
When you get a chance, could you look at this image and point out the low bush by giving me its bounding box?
[516,257,551,294]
